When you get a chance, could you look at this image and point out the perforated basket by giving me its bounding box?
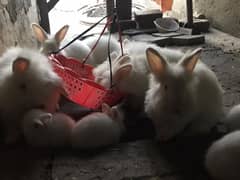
[48,54,124,110]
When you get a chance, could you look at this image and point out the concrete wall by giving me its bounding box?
[0,0,39,54]
[168,0,240,38]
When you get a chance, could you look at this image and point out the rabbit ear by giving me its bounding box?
[110,107,120,120]
[101,103,118,119]
[12,57,30,73]
[110,51,118,60]
[39,113,53,125]
[146,47,167,76]
[114,55,131,66]
[113,63,132,83]
[34,119,44,128]
[102,103,112,116]
[123,38,130,46]
[180,48,202,73]
[54,25,69,43]
[31,23,48,43]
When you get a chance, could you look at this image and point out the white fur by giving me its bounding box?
[144,47,224,141]
[223,104,240,131]
[31,23,94,62]
[0,47,63,143]
[22,109,75,147]
[71,104,125,149]
[93,40,184,111]
[83,35,120,65]
[92,51,119,78]
[61,38,94,62]
[205,131,240,180]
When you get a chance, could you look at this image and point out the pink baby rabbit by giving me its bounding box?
[205,130,240,180]
[71,103,125,149]
[31,23,94,62]
[0,47,65,144]
[22,109,75,147]
[144,47,224,141]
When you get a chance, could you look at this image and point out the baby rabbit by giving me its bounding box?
[222,104,240,131]
[22,109,75,147]
[31,23,94,62]
[144,47,224,141]
[0,47,65,144]
[93,40,184,111]
[205,130,240,180]
[71,103,125,149]
[83,35,120,65]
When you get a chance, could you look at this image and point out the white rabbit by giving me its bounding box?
[31,23,94,62]
[22,109,75,147]
[0,47,65,144]
[93,40,184,111]
[144,47,224,141]
[83,34,121,65]
[71,103,125,149]
[205,130,240,180]
[222,104,240,131]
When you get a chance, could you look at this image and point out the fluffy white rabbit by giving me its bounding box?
[205,130,240,180]
[93,40,184,111]
[83,34,121,65]
[31,23,94,62]
[0,47,65,144]
[71,103,125,149]
[222,104,240,131]
[22,109,75,147]
[144,47,224,141]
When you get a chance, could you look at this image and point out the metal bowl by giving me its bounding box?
[154,18,179,33]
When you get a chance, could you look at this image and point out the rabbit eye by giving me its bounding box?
[164,85,168,90]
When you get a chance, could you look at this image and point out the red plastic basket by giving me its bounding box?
[48,54,124,110]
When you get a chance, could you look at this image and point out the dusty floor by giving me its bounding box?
[1,29,240,180]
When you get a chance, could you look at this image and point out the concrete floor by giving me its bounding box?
[1,29,240,180]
